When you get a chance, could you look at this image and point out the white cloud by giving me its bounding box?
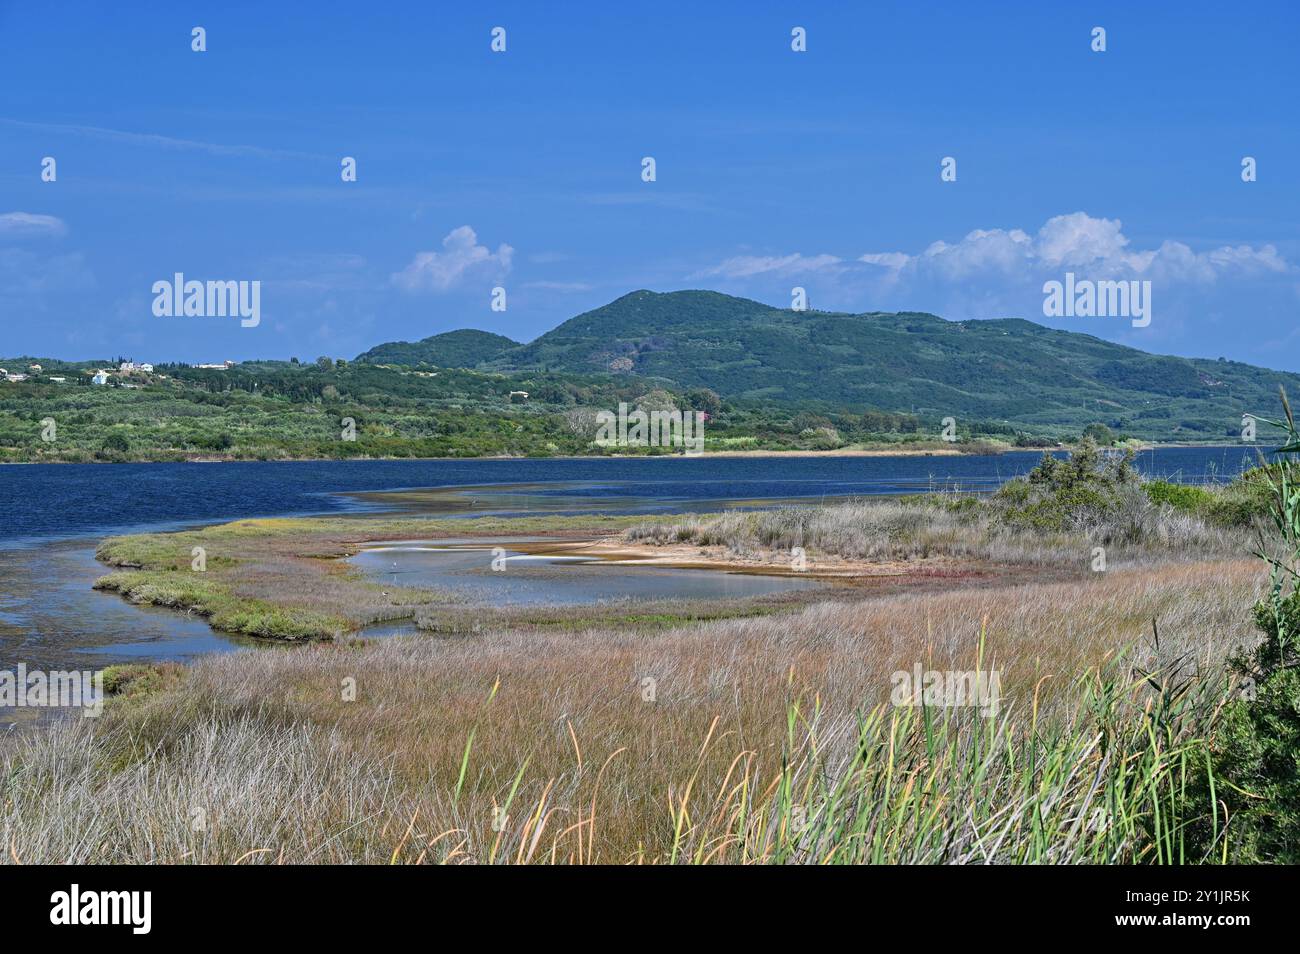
[1034,213,1131,267]
[1204,243,1289,275]
[856,212,1288,284]
[0,212,67,239]
[392,226,513,293]
[858,251,910,271]
[689,212,1294,353]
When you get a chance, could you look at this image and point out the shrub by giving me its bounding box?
[993,439,1138,534]
[1014,434,1056,448]
[1204,668,1300,863]
[100,663,185,699]
[1187,392,1300,862]
[1143,480,1214,514]
[194,431,234,451]
[1206,467,1275,527]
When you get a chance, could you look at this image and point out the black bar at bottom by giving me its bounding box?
[0,865,1277,940]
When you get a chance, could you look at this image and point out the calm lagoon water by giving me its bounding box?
[350,540,823,607]
[0,447,1267,677]
[0,446,1263,550]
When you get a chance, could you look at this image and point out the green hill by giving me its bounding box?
[356,329,519,368]
[7,289,1297,461]
[485,290,1296,439]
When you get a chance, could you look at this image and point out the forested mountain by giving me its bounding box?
[483,290,1296,438]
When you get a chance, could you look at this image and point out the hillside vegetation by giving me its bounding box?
[487,290,1295,439]
[0,354,1031,462]
[355,329,518,367]
[4,289,1294,461]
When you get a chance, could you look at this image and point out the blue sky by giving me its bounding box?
[2,1,1297,367]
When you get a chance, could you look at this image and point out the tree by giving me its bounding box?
[633,389,678,413]
[1082,422,1115,445]
[685,387,723,417]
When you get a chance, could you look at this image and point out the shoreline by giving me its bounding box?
[0,446,999,464]
[0,441,1263,465]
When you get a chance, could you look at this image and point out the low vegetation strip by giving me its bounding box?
[92,571,349,641]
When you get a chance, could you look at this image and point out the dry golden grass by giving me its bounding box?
[625,496,1255,567]
[1,557,1263,864]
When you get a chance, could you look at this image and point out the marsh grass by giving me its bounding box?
[625,491,1256,568]
[91,513,662,640]
[6,484,1268,863]
[0,559,1262,863]
[88,489,1252,645]
[92,571,352,640]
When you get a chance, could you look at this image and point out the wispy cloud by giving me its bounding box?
[0,117,325,161]
[0,248,93,297]
[0,212,66,238]
[692,252,843,280]
[261,253,370,293]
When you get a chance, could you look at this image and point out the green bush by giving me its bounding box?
[1191,591,1300,863]
[1206,668,1300,863]
[993,439,1137,533]
[1206,468,1275,527]
[1186,394,1300,862]
[1143,480,1214,514]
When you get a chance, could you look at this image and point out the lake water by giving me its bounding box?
[350,539,824,607]
[0,446,1264,550]
[0,446,1269,681]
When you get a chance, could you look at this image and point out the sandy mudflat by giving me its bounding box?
[511,536,972,580]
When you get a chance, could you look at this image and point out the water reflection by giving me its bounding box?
[350,538,823,608]
[0,541,247,674]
